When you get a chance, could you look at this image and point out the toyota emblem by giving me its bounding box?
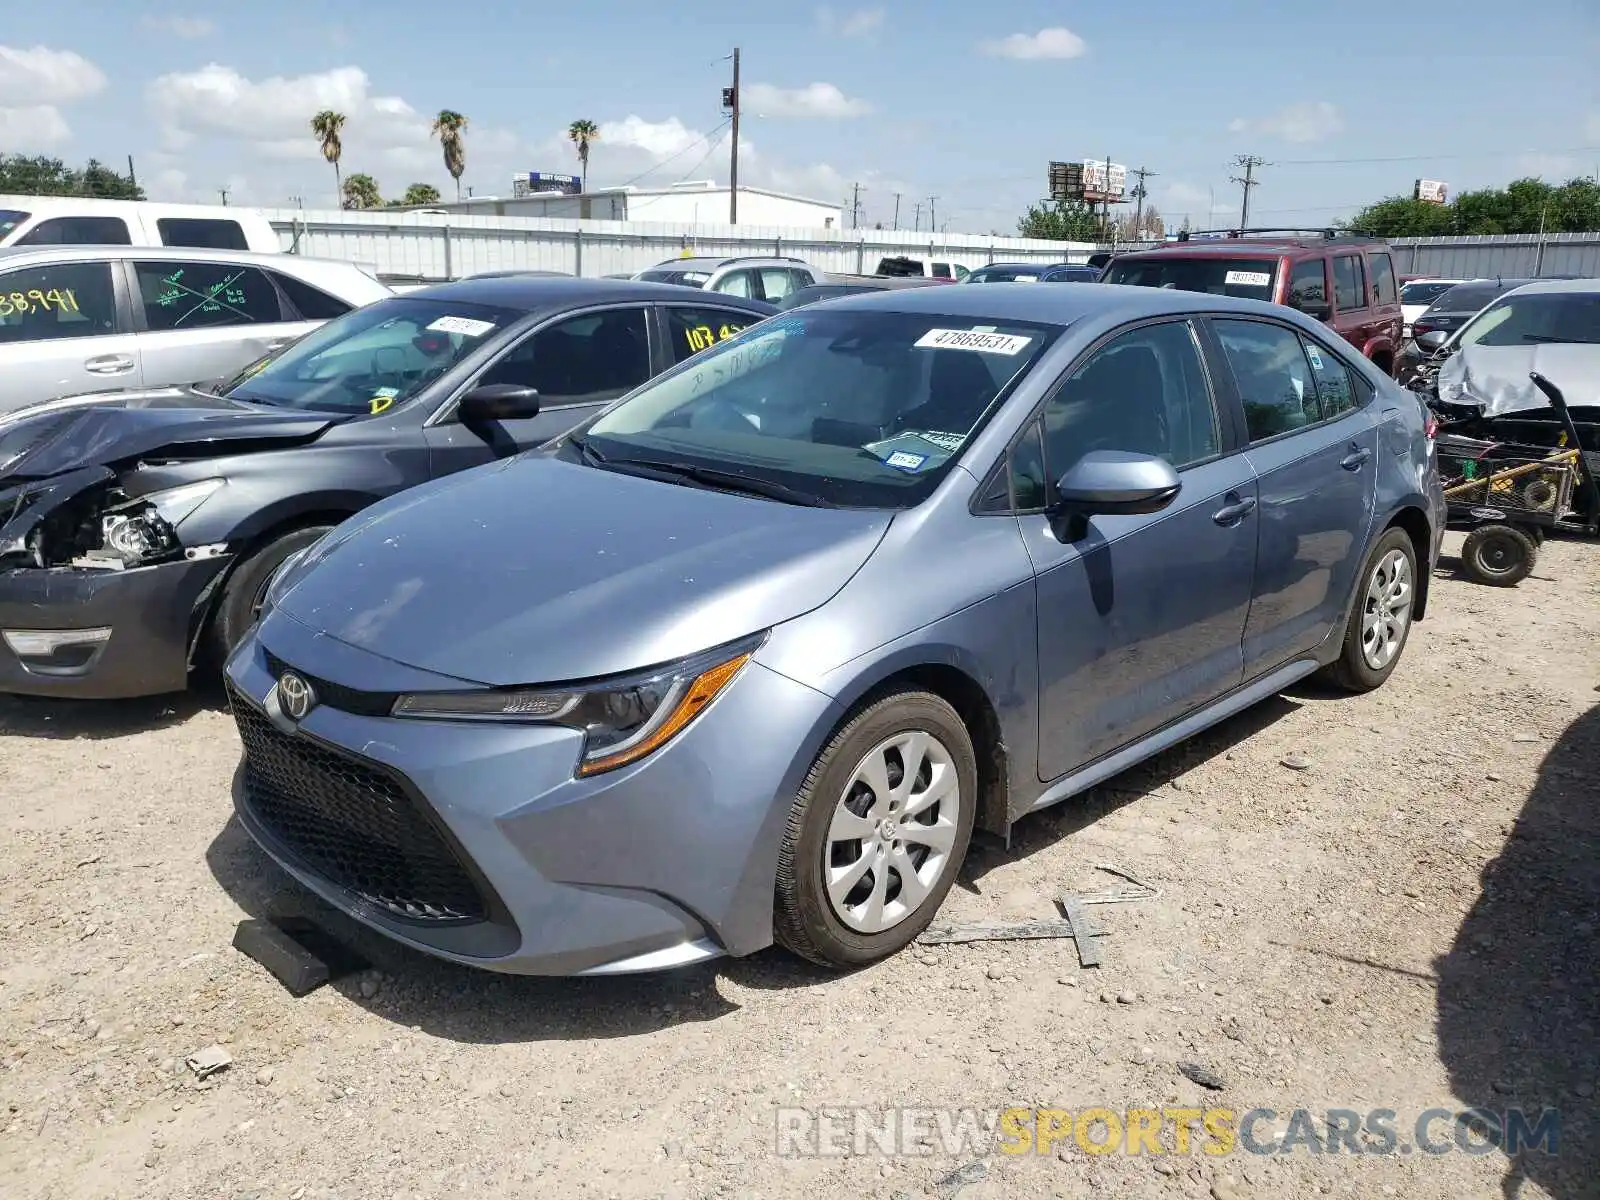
[277,671,316,721]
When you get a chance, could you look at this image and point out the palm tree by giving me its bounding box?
[310,110,346,209]
[431,110,468,201]
[341,172,382,210]
[567,119,599,192]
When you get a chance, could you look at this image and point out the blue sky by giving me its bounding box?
[2,1,1597,233]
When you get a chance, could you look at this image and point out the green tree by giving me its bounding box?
[310,110,347,210]
[1344,196,1456,238]
[1349,176,1600,237]
[341,172,383,210]
[1018,199,1101,241]
[393,182,441,207]
[567,119,599,191]
[0,154,143,199]
[431,110,468,201]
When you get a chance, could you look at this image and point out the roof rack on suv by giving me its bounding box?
[1175,226,1382,244]
[716,255,808,265]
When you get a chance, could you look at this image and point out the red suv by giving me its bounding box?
[1103,230,1405,375]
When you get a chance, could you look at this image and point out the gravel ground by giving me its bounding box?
[2,532,1597,1200]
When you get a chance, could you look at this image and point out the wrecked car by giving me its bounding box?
[0,277,774,698]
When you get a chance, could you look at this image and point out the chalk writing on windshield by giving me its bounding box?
[152,268,256,327]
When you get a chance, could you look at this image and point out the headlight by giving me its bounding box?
[97,479,224,567]
[391,635,764,776]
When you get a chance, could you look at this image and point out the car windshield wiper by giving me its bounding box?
[597,453,835,508]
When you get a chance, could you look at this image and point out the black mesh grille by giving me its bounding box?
[231,690,487,924]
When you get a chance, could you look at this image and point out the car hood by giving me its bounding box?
[0,386,338,481]
[1436,343,1600,418]
[273,456,894,686]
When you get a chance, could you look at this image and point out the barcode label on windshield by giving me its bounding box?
[1224,271,1272,288]
[915,328,1033,355]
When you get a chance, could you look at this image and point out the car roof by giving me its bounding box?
[817,280,1304,324]
[402,275,774,313]
[0,244,351,269]
[1117,236,1385,260]
[1433,278,1539,303]
[647,256,801,271]
[1499,277,1600,297]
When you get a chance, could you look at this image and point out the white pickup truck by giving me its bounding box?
[0,197,280,254]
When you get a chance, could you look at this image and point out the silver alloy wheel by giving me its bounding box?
[1361,548,1413,670]
[824,730,961,934]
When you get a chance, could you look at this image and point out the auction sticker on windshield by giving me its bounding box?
[426,315,497,338]
[1224,270,1272,288]
[915,328,1034,355]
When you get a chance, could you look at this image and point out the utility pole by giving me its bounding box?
[850,182,864,230]
[927,196,939,234]
[1130,165,1157,238]
[892,192,901,231]
[912,201,923,233]
[1231,155,1264,231]
[725,48,742,224]
[126,155,137,192]
[218,187,229,206]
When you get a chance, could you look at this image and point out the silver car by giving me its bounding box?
[0,245,391,413]
[633,255,822,303]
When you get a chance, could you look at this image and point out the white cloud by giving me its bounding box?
[977,28,1087,61]
[0,45,106,105]
[1165,182,1230,215]
[0,104,72,150]
[141,15,216,39]
[816,6,884,37]
[744,82,871,119]
[1517,152,1577,180]
[1229,101,1342,144]
[1585,112,1600,142]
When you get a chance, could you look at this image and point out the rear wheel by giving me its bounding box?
[205,526,334,666]
[1460,524,1537,587]
[1321,527,1417,693]
[773,690,976,969]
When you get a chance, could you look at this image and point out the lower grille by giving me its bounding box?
[231,692,487,923]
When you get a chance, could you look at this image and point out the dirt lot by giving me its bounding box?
[2,532,1597,1200]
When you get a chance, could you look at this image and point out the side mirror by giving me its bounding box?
[458,383,541,423]
[1050,450,1181,540]
[1416,330,1450,353]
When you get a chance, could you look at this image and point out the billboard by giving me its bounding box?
[1082,160,1127,203]
[1048,161,1085,202]
[1414,179,1449,205]
[512,171,582,198]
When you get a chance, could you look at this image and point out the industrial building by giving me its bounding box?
[427,180,844,230]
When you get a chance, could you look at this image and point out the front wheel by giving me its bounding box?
[1321,527,1418,693]
[205,525,335,666]
[773,690,977,969]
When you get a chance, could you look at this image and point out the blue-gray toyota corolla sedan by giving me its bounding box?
[225,284,1445,976]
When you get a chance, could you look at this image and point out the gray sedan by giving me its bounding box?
[0,245,391,413]
[226,283,1445,975]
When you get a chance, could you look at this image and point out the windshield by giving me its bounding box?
[578,309,1059,508]
[638,269,711,287]
[1400,281,1456,306]
[0,209,28,241]
[1429,282,1514,313]
[1104,256,1279,299]
[223,296,520,414]
[1458,291,1600,349]
[969,267,1044,284]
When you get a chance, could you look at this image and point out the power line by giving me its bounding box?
[1231,155,1265,228]
[607,118,732,196]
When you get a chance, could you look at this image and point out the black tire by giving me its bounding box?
[1460,524,1537,587]
[773,690,977,969]
[205,526,334,664]
[1321,526,1418,693]
[1521,478,1558,513]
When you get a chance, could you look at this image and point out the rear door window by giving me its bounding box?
[1287,260,1328,312]
[1332,255,1366,313]
[271,271,354,320]
[0,261,118,343]
[664,306,758,363]
[15,216,133,246]
[134,261,284,330]
[1369,253,1398,305]
[1300,337,1358,416]
[156,217,250,251]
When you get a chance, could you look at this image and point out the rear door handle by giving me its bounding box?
[1341,445,1372,471]
[1212,495,1257,526]
[84,354,135,375]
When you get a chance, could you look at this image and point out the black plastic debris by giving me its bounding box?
[232,917,368,996]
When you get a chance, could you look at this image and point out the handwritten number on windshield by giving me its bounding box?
[0,288,80,318]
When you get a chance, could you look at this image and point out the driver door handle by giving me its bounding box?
[84,354,135,375]
[1212,495,1257,526]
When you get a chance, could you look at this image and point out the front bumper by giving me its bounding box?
[0,556,230,698]
[224,610,838,976]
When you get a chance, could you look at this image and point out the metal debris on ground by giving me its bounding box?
[1061,897,1102,968]
[1178,1061,1228,1090]
[185,1045,232,1079]
[918,918,1105,946]
[933,1159,989,1198]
